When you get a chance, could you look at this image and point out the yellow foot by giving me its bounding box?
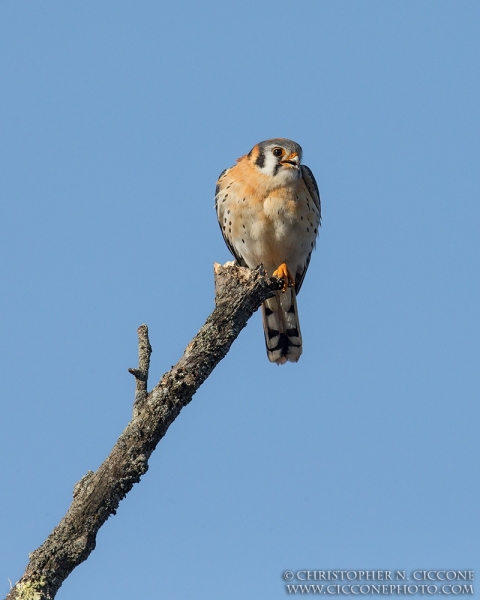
[272,263,295,292]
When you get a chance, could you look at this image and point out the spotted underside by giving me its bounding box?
[215,140,321,364]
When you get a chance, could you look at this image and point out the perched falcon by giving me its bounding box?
[215,138,321,365]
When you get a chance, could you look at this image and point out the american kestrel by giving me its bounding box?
[215,138,321,365]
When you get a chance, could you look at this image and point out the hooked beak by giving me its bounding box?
[281,151,300,169]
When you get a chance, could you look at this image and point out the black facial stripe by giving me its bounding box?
[273,162,281,176]
[255,148,265,168]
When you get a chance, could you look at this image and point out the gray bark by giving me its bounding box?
[6,263,282,600]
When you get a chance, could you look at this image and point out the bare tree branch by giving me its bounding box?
[6,263,282,600]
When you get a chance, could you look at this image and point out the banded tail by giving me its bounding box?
[261,288,302,365]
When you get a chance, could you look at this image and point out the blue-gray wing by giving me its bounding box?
[214,167,247,267]
[301,164,321,221]
[295,165,321,294]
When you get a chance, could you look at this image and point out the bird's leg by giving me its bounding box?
[272,263,295,292]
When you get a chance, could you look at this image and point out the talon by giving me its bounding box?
[272,263,295,292]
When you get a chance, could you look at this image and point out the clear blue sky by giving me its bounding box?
[1,1,479,598]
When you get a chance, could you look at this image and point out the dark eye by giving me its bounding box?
[272,148,283,157]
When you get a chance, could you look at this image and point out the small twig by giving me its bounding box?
[128,324,152,416]
[6,263,282,600]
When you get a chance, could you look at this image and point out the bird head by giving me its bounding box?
[246,138,303,183]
